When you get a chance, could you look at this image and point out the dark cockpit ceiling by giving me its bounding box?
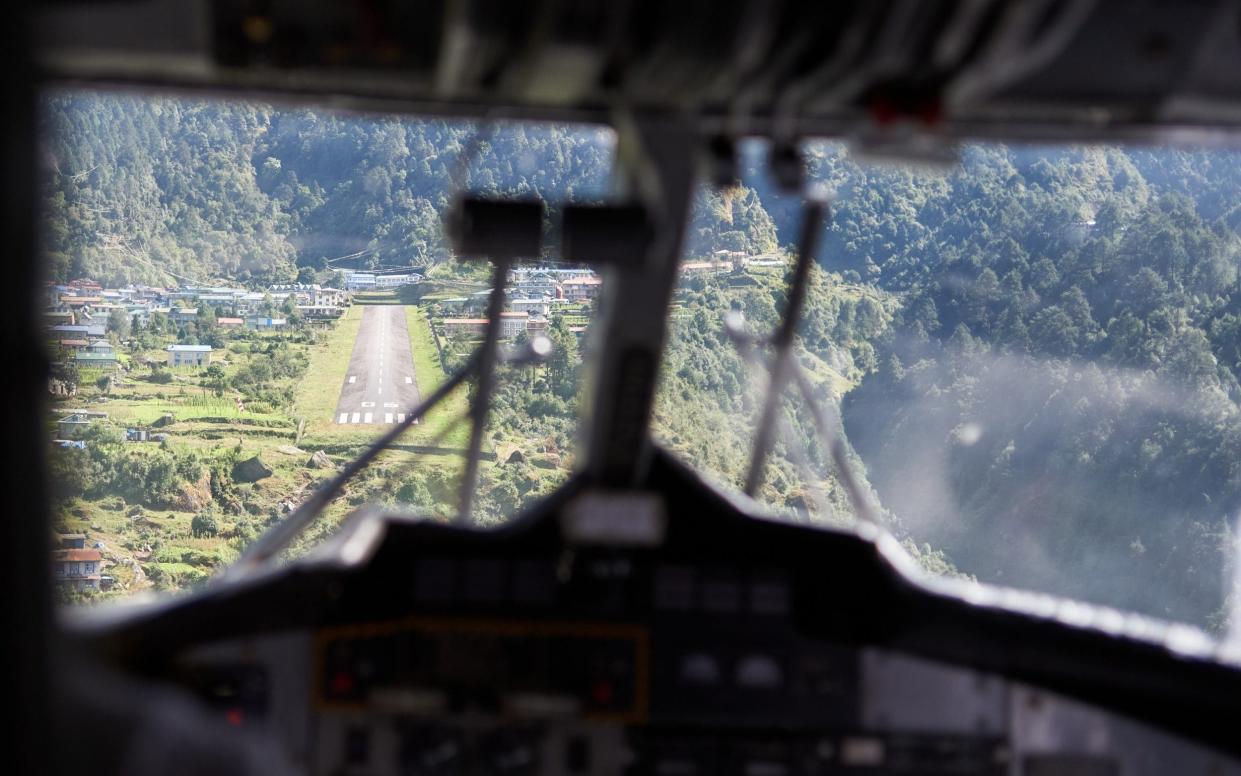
[34,0,1241,144]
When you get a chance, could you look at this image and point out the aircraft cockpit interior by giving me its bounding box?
[10,2,1241,775]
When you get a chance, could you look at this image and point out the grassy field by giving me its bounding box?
[406,305,470,448]
[293,304,368,441]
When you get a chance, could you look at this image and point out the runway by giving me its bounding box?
[334,305,422,424]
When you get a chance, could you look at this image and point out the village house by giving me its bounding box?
[681,260,732,274]
[245,316,288,330]
[296,304,344,320]
[345,272,377,290]
[374,273,420,288]
[50,323,106,338]
[216,317,245,329]
[69,279,103,293]
[56,413,94,438]
[511,271,562,299]
[167,344,213,367]
[561,275,602,301]
[269,283,317,305]
[169,307,199,325]
[314,287,350,307]
[53,534,105,590]
[442,311,530,339]
[72,339,118,369]
[509,298,551,317]
[73,350,118,369]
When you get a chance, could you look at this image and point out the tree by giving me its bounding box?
[107,307,131,338]
[544,316,580,400]
[204,364,228,396]
[191,507,219,538]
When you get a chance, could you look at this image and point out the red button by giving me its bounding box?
[331,672,355,695]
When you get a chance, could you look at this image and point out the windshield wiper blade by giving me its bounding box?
[220,336,552,584]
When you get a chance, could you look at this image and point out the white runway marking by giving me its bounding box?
[364,412,373,423]
[351,412,360,423]
[405,377,412,384]
[338,413,348,424]
[348,375,356,383]
[385,413,393,424]
[361,401,375,408]
[397,414,405,423]
[384,402,398,408]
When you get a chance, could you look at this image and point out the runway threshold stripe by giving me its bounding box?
[364,412,373,423]
[351,412,360,423]
[385,413,393,423]
[338,413,347,424]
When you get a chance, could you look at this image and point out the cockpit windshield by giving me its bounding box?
[42,89,1241,637]
[656,140,1241,632]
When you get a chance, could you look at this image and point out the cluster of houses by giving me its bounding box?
[439,267,602,338]
[45,278,352,371]
[435,253,778,339]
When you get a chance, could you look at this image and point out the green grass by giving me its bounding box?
[406,305,470,448]
[294,305,367,439]
[104,399,287,426]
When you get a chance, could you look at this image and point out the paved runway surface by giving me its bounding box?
[334,306,422,424]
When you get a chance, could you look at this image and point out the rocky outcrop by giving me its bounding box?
[232,455,273,483]
[307,450,334,469]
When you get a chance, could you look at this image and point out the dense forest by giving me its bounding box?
[40,91,775,285]
[41,91,1241,629]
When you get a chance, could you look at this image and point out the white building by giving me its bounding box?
[346,273,377,290]
[509,298,551,317]
[167,344,213,367]
[375,273,420,288]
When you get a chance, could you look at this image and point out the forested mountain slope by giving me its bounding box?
[39,92,772,286]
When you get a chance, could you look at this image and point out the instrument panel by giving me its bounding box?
[179,616,1236,776]
[89,460,1241,775]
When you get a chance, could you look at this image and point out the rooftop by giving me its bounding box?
[167,344,213,352]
